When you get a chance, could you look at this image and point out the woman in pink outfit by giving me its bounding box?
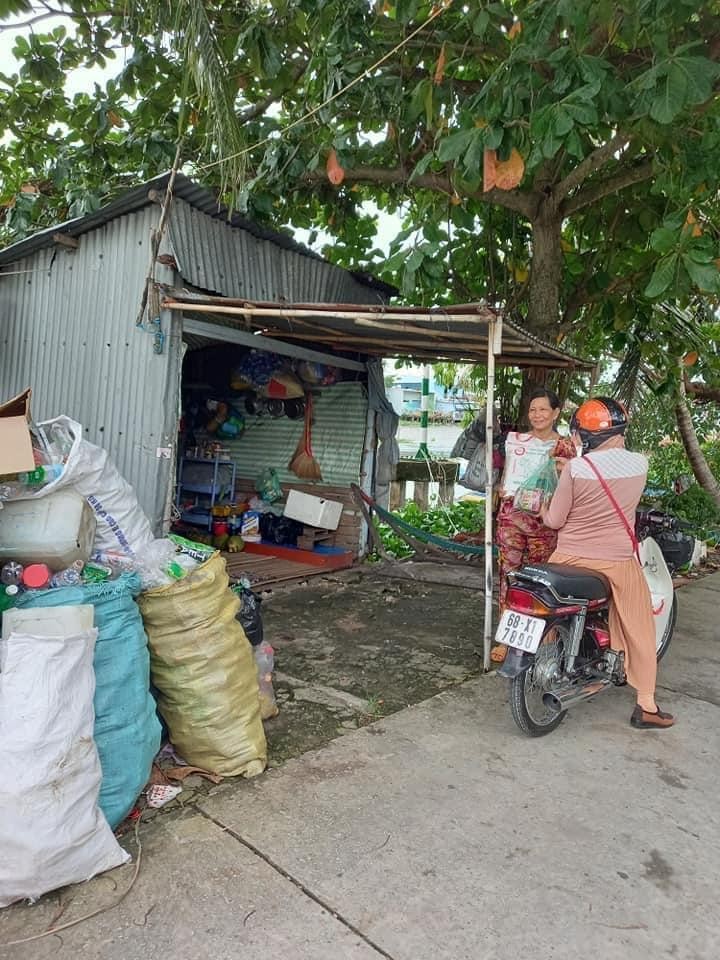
[541,397,675,730]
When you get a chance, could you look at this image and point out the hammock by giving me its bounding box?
[350,484,495,564]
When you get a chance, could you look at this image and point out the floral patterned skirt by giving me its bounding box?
[495,500,558,608]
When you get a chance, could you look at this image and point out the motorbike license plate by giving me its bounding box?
[495,610,546,654]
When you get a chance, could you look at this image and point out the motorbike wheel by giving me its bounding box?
[656,594,677,663]
[509,629,568,737]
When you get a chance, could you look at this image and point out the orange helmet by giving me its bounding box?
[570,397,628,452]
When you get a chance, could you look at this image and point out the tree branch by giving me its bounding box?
[237,60,309,125]
[302,165,535,217]
[561,157,654,216]
[685,380,720,403]
[555,133,629,199]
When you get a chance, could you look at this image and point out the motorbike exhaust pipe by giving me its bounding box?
[542,677,612,714]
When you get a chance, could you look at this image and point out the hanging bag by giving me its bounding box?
[513,459,559,515]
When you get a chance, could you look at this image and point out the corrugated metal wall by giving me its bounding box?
[0,208,181,531]
[169,200,384,305]
[222,382,368,487]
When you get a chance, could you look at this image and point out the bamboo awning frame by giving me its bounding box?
[162,292,592,670]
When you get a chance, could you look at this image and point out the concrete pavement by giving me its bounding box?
[1,573,718,960]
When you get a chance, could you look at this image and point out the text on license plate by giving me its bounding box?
[495,610,546,654]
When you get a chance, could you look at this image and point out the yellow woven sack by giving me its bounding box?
[138,552,267,777]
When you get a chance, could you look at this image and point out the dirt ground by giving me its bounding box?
[262,566,486,763]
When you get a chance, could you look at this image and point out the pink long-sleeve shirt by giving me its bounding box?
[543,448,648,560]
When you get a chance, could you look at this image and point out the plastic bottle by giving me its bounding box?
[254,641,279,719]
[17,463,64,486]
[50,560,84,588]
[48,422,74,460]
[0,561,23,586]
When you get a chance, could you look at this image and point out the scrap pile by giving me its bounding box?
[0,390,273,909]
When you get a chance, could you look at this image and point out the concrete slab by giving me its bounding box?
[199,573,720,960]
[2,572,717,960]
[0,813,381,960]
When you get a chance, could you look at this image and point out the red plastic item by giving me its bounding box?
[22,563,51,589]
[212,520,229,536]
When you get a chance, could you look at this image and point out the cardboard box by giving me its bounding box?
[0,388,35,476]
[283,489,343,531]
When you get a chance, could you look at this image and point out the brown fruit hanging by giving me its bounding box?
[326,149,345,186]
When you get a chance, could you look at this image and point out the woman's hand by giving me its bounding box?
[554,457,570,474]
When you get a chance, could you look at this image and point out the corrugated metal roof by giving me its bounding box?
[222,381,368,488]
[0,206,182,531]
[168,199,385,305]
[0,172,395,298]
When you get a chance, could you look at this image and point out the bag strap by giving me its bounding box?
[584,455,640,561]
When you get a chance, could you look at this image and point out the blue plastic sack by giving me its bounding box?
[14,573,161,828]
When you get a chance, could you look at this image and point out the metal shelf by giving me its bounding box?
[175,453,237,531]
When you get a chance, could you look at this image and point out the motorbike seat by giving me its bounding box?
[513,563,610,601]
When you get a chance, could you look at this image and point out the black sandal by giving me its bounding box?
[630,704,675,729]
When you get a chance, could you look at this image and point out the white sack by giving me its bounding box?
[0,628,129,908]
[20,416,154,559]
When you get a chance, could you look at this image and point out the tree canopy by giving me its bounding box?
[1,0,720,373]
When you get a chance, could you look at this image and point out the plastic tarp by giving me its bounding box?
[138,552,267,778]
[367,358,399,508]
[14,573,161,828]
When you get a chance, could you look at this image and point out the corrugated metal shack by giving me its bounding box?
[0,173,393,580]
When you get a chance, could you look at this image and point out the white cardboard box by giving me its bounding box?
[284,489,343,530]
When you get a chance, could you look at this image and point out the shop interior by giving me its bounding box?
[170,335,371,588]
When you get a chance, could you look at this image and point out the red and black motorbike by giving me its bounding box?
[497,509,692,736]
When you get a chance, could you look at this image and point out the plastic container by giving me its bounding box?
[0,489,97,571]
[2,603,94,642]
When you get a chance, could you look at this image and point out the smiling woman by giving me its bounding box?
[491,387,577,664]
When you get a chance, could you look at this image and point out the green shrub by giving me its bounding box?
[373,499,485,559]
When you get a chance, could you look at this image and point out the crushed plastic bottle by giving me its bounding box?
[50,560,84,588]
[254,641,279,720]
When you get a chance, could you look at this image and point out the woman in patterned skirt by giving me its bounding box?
[491,387,576,663]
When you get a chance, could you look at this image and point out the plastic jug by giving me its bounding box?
[0,489,97,571]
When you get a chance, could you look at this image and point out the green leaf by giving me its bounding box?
[649,227,678,255]
[553,107,574,136]
[644,255,677,298]
[650,64,688,124]
[682,254,720,292]
[473,10,490,37]
[437,129,475,163]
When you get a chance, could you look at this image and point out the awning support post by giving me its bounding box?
[483,316,502,671]
[415,364,431,459]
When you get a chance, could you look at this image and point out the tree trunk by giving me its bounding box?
[526,210,563,339]
[517,209,564,426]
[675,385,720,510]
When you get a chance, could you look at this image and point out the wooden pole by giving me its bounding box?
[483,317,502,671]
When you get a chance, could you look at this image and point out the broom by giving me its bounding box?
[289,393,323,480]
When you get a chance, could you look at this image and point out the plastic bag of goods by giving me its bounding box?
[0,628,129,907]
[137,552,267,778]
[256,467,282,504]
[513,459,559,515]
[13,573,162,828]
[232,581,264,647]
[254,641,279,720]
[9,415,154,560]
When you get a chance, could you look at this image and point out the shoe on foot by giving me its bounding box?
[490,644,508,663]
[630,704,675,729]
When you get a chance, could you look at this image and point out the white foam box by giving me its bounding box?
[283,489,343,531]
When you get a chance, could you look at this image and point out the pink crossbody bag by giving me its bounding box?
[584,456,641,563]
